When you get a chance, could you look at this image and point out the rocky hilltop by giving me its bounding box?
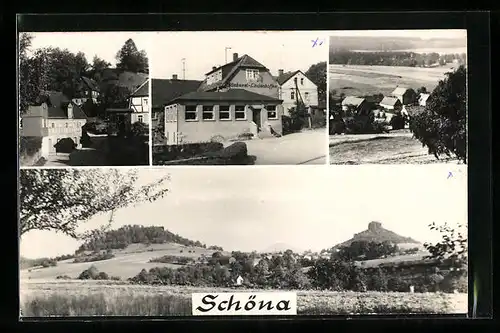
[334,221,420,248]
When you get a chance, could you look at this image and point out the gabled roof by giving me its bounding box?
[36,91,87,119]
[198,54,269,92]
[380,96,401,107]
[418,93,430,102]
[81,76,100,92]
[131,79,149,97]
[275,70,301,85]
[152,78,203,108]
[169,89,283,104]
[392,86,411,96]
[341,96,365,107]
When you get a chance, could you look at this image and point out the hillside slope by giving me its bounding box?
[334,221,420,248]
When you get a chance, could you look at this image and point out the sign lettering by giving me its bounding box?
[227,82,278,89]
[192,292,297,316]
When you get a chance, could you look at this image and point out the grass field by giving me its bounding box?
[329,131,459,165]
[20,243,219,280]
[19,279,467,316]
[329,64,455,96]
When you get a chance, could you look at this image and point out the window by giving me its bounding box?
[300,78,304,85]
[304,92,309,101]
[202,105,214,120]
[65,123,68,128]
[246,69,260,81]
[290,91,295,100]
[267,105,278,120]
[235,105,246,120]
[51,123,55,128]
[143,98,148,106]
[219,105,231,120]
[185,105,197,121]
[138,115,143,123]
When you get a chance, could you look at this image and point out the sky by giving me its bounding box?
[19,165,468,259]
[25,32,152,67]
[149,31,329,80]
[328,29,467,39]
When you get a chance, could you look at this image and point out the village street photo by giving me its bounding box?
[19,32,151,167]
[328,30,467,165]
[20,166,467,316]
[150,31,327,165]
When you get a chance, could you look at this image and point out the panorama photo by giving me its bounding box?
[18,32,151,167]
[328,29,467,165]
[150,31,328,165]
[20,166,467,317]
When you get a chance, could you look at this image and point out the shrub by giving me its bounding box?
[218,142,248,160]
[96,272,110,280]
[80,131,92,148]
[78,265,100,280]
[390,113,406,130]
[130,121,149,137]
[153,142,224,162]
[73,252,115,263]
[387,276,410,292]
[110,276,121,281]
[54,138,77,153]
[329,118,346,135]
[409,66,466,163]
[19,136,42,156]
[41,259,57,268]
[56,275,71,280]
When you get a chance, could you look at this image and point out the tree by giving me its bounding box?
[19,169,169,238]
[305,61,327,107]
[19,33,39,114]
[89,55,111,82]
[417,86,428,94]
[116,39,149,74]
[409,66,467,163]
[423,222,467,266]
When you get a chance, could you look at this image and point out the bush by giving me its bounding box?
[96,272,110,280]
[153,142,224,162]
[409,66,466,163]
[73,252,115,263]
[56,275,71,280]
[329,119,346,135]
[387,276,410,292]
[390,113,406,130]
[41,259,57,268]
[83,120,108,135]
[130,121,149,137]
[217,142,247,160]
[19,136,42,156]
[54,138,77,153]
[78,265,100,280]
[81,131,92,148]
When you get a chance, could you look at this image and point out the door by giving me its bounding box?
[252,108,262,132]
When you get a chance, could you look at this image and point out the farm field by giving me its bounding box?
[20,243,220,280]
[19,279,467,316]
[329,131,460,165]
[329,64,455,96]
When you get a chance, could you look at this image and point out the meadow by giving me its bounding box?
[329,64,455,97]
[20,279,467,317]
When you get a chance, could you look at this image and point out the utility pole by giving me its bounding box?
[225,47,232,64]
[181,58,186,79]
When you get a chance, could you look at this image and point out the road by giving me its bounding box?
[234,129,328,165]
[44,134,110,167]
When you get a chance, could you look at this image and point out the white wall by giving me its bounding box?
[279,72,318,116]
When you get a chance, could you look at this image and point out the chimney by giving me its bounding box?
[233,53,238,62]
[67,103,74,119]
[278,69,284,76]
[212,66,217,71]
[172,74,178,80]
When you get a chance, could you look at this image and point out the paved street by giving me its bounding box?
[44,134,110,167]
[230,129,328,165]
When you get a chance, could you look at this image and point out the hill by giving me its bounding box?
[334,221,420,249]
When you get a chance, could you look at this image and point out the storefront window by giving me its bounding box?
[185,105,197,121]
[219,105,231,120]
[267,105,278,120]
[235,105,246,120]
[202,105,215,120]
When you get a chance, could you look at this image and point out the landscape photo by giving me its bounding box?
[19,166,468,317]
[328,30,467,165]
[150,31,327,165]
[18,32,151,167]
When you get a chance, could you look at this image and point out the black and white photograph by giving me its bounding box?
[19,166,467,317]
[18,32,151,167]
[328,30,467,165]
[150,31,327,165]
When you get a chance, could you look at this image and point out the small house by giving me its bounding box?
[418,93,431,107]
[391,87,418,106]
[274,69,320,117]
[379,96,403,114]
[341,96,371,116]
[129,79,150,124]
[235,275,244,286]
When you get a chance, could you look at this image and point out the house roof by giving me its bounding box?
[341,96,365,107]
[152,78,203,108]
[275,70,301,85]
[392,86,411,96]
[36,91,87,119]
[198,54,269,92]
[380,96,401,107]
[81,76,100,92]
[418,93,430,102]
[131,79,149,97]
[169,89,283,104]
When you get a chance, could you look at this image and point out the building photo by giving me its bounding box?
[328,29,467,165]
[18,32,151,167]
[150,31,328,165]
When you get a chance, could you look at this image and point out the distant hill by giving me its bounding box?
[333,221,420,249]
[329,36,466,52]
